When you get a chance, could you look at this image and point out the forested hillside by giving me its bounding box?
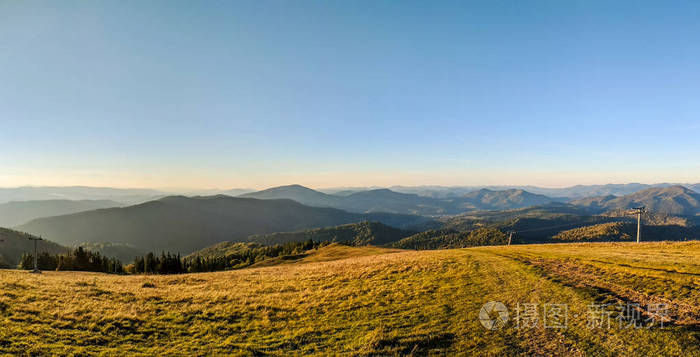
[391,228,507,249]
[17,196,429,253]
[246,221,415,246]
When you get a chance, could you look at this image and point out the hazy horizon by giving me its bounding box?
[0,181,697,192]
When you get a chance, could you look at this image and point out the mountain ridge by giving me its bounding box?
[571,185,700,215]
[240,185,558,215]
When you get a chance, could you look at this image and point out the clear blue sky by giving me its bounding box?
[2,0,700,189]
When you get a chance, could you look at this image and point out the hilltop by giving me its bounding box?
[185,242,262,260]
[248,243,404,268]
[240,184,340,207]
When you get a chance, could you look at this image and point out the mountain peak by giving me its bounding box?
[248,184,317,193]
[276,184,313,190]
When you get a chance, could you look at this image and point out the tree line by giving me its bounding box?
[19,246,124,274]
[129,239,333,274]
[16,240,336,275]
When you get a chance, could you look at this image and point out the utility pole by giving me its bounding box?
[507,231,513,246]
[28,236,43,273]
[631,207,646,243]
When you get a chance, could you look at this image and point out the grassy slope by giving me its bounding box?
[0,242,698,355]
[249,243,404,268]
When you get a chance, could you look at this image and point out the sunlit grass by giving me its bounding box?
[0,242,698,355]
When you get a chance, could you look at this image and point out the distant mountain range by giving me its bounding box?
[571,186,700,216]
[0,199,122,227]
[3,183,699,206]
[241,185,448,215]
[0,186,166,205]
[0,186,253,205]
[16,195,431,253]
[240,185,557,215]
[6,184,700,257]
[249,184,700,216]
[326,183,700,199]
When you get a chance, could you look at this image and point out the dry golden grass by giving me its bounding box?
[0,242,698,355]
[250,243,404,267]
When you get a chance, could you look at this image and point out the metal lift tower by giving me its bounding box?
[28,236,43,273]
[631,207,646,243]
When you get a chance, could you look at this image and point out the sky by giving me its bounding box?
[2,0,700,190]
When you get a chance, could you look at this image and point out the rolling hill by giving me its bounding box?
[185,242,262,260]
[16,196,431,254]
[0,199,122,227]
[551,222,699,242]
[458,188,554,210]
[240,184,339,206]
[248,243,404,268]
[571,185,700,215]
[0,228,68,267]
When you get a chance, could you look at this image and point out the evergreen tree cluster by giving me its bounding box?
[130,240,333,274]
[19,246,124,273]
[132,252,185,274]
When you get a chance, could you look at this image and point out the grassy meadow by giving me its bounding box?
[0,242,699,355]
